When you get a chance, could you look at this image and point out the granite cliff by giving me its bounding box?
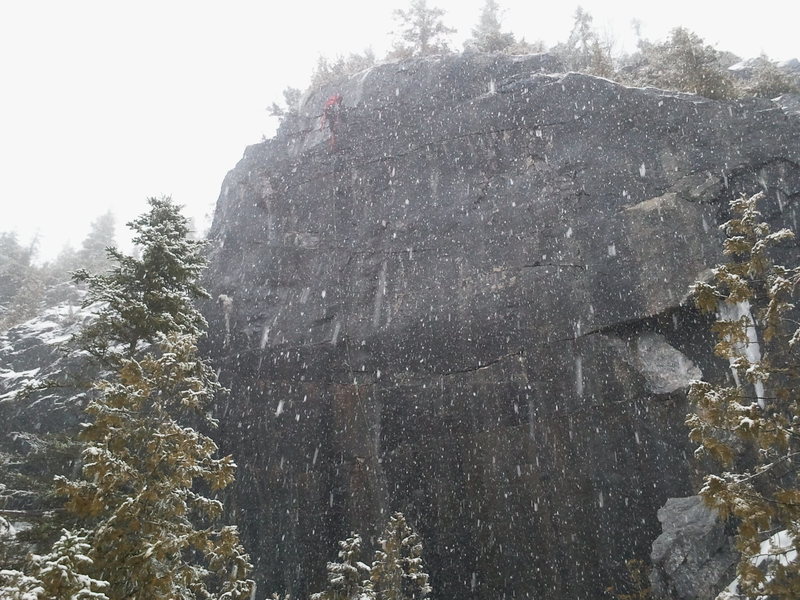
[202,53,800,599]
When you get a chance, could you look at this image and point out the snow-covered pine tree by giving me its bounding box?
[56,335,252,599]
[562,6,595,70]
[32,529,109,599]
[0,231,41,331]
[550,7,614,77]
[0,528,108,600]
[0,231,35,306]
[635,27,735,100]
[741,55,800,98]
[370,513,430,600]
[0,266,45,331]
[0,569,44,599]
[73,196,209,362]
[311,533,373,600]
[389,0,455,58]
[687,192,800,598]
[310,50,377,88]
[268,86,303,121]
[55,196,253,599]
[463,0,515,53]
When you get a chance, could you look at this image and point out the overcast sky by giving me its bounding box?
[1,0,798,261]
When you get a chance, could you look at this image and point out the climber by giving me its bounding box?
[321,93,343,149]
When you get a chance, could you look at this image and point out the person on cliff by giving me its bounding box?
[321,93,343,149]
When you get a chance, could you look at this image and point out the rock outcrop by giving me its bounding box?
[201,53,800,599]
[650,496,737,600]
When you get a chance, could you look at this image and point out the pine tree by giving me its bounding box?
[0,529,108,600]
[0,232,44,331]
[56,335,252,599]
[0,232,30,293]
[77,212,116,275]
[636,27,736,100]
[0,266,45,331]
[464,0,515,53]
[0,429,85,566]
[55,197,253,599]
[46,243,80,283]
[309,49,377,88]
[0,231,36,313]
[268,86,303,120]
[502,37,546,56]
[0,568,44,599]
[741,55,800,98]
[389,0,455,58]
[32,529,109,599]
[552,7,614,77]
[564,6,595,69]
[687,192,800,598]
[311,533,373,600]
[370,513,430,600]
[73,196,209,361]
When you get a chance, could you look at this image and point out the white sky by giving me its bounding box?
[1,0,797,262]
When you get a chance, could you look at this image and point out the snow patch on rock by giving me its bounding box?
[635,332,702,395]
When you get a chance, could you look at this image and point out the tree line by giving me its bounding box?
[270,0,799,118]
[0,212,116,332]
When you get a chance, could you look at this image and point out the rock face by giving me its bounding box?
[201,53,800,599]
[650,496,737,600]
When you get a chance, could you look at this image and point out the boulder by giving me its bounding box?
[650,496,737,600]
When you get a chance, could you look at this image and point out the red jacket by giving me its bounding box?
[324,94,343,110]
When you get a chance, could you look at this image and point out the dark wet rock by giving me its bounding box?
[650,496,737,600]
[201,53,800,599]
